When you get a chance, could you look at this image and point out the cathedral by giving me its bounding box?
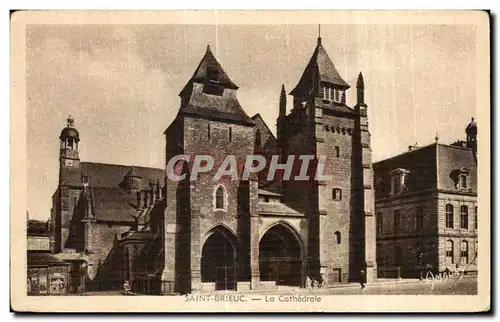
[49,35,377,294]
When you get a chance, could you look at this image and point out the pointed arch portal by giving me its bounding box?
[201,226,237,291]
[259,223,304,286]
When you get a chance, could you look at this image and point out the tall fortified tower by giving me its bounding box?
[277,36,377,283]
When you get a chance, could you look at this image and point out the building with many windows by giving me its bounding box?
[373,119,478,278]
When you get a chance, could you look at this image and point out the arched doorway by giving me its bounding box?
[259,223,303,286]
[201,228,237,291]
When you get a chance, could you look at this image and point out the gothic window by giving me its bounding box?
[214,185,226,211]
[460,205,469,229]
[394,209,400,233]
[446,240,454,264]
[445,204,454,228]
[332,188,342,201]
[335,231,341,244]
[416,206,424,231]
[460,240,469,264]
[335,146,340,158]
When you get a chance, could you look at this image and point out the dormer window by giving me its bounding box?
[389,168,410,196]
[452,167,470,189]
[322,86,343,103]
[207,67,220,82]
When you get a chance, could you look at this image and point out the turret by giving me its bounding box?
[355,72,367,116]
[59,115,80,168]
[466,117,478,158]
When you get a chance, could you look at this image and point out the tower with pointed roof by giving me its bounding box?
[278,36,377,283]
[161,45,257,294]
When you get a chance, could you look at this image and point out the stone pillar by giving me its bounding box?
[248,178,260,289]
[190,208,202,293]
[161,180,177,294]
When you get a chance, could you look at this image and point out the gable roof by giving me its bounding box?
[290,38,350,97]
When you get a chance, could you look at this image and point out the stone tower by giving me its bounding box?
[52,115,82,253]
[278,36,377,283]
[161,45,257,294]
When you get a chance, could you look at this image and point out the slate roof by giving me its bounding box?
[179,89,255,125]
[258,201,303,216]
[90,187,141,223]
[180,45,238,95]
[290,38,350,97]
[60,162,164,188]
[177,46,255,126]
[436,143,477,192]
[27,252,70,266]
[373,143,477,199]
[27,220,49,236]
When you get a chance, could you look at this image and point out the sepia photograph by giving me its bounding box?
[11,10,490,312]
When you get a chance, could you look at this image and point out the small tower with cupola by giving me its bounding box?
[59,115,80,170]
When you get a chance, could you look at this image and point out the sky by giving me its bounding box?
[26,24,477,220]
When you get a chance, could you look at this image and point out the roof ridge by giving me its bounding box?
[82,161,163,171]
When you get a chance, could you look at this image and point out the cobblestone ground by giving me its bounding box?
[77,276,477,296]
[316,276,477,295]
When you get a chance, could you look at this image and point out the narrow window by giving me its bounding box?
[323,86,328,100]
[335,231,341,244]
[215,186,225,210]
[229,127,232,142]
[460,174,467,188]
[460,240,469,264]
[334,89,339,102]
[335,146,340,158]
[446,240,454,264]
[394,210,400,233]
[445,204,454,228]
[416,206,424,231]
[255,129,262,147]
[460,205,469,229]
[208,124,211,141]
[332,188,342,201]
[474,206,478,230]
[376,212,383,234]
[394,245,402,266]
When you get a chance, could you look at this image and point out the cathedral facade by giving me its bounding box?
[49,36,377,294]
